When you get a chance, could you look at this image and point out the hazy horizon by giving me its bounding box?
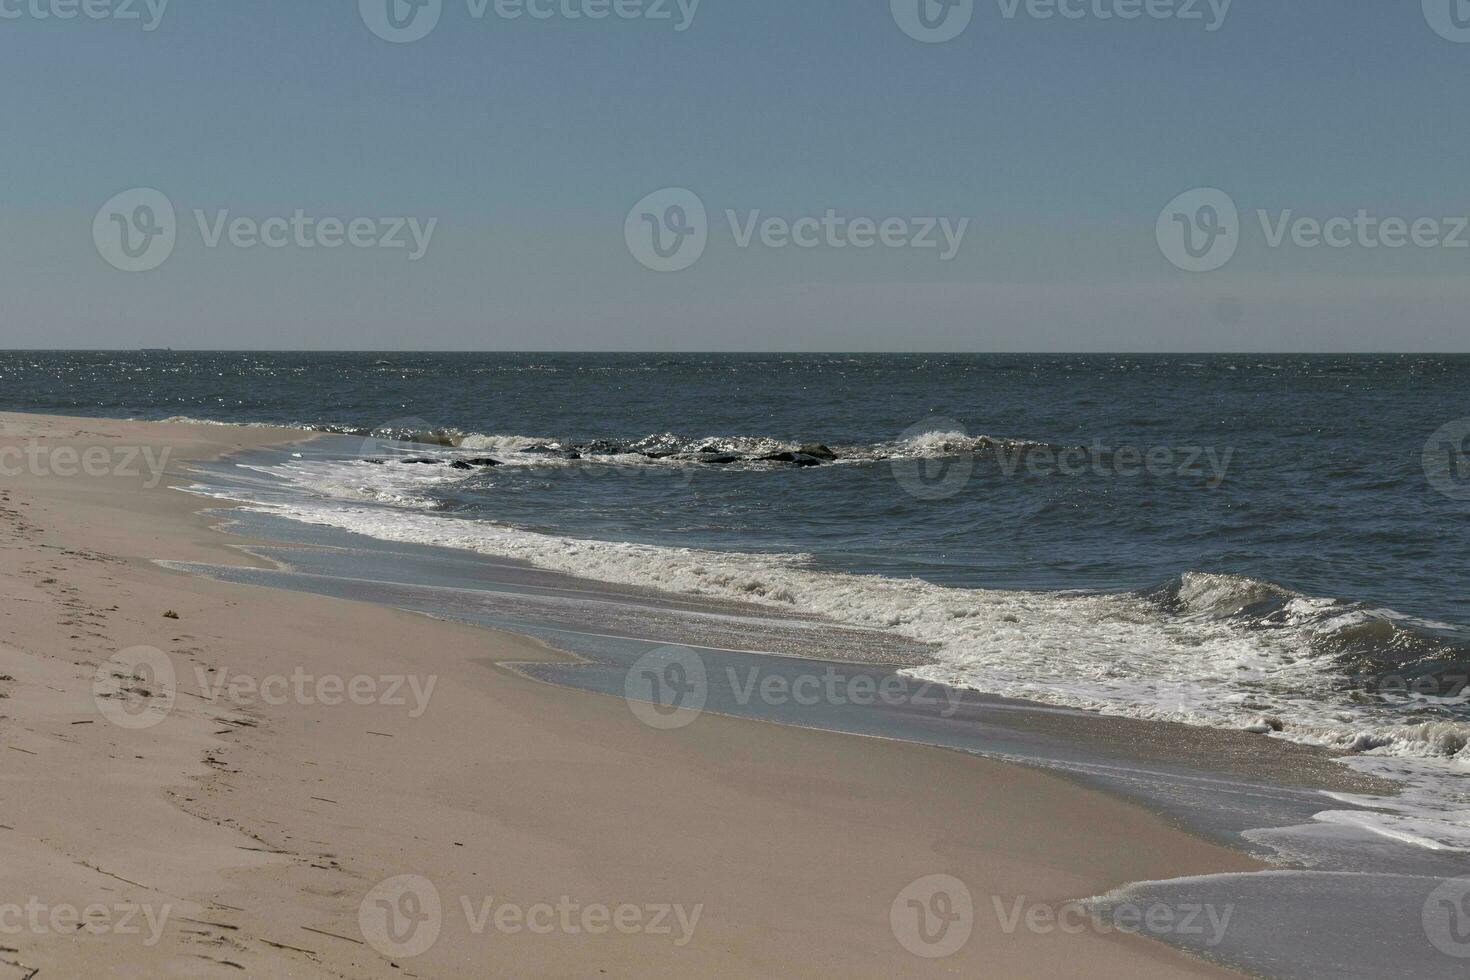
[4,1,1468,351]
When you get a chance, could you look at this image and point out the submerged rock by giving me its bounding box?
[759,452,824,468]
[525,444,581,460]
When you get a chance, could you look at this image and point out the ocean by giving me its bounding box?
[5,350,1470,854]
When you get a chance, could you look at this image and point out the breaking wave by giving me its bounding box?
[186,435,1470,853]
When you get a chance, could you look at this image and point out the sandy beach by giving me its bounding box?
[0,412,1265,978]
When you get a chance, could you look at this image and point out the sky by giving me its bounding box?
[2,0,1468,351]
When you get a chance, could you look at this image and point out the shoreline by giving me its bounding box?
[0,411,1280,976]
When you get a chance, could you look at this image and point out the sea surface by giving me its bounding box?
[5,350,1470,856]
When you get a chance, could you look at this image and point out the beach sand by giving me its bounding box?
[0,412,1263,978]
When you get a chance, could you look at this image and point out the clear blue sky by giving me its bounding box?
[3,0,1467,350]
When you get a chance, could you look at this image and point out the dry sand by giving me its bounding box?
[0,412,1263,978]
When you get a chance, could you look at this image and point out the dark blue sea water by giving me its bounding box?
[3,351,1465,609]
[3,351,1469,810]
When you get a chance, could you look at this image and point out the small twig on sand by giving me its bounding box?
[300,926,363,945]
[78,861,148,889]
[178,917,239,931]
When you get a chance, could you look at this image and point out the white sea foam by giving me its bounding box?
[192,450,1470,851]
[158,417,1051,466]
